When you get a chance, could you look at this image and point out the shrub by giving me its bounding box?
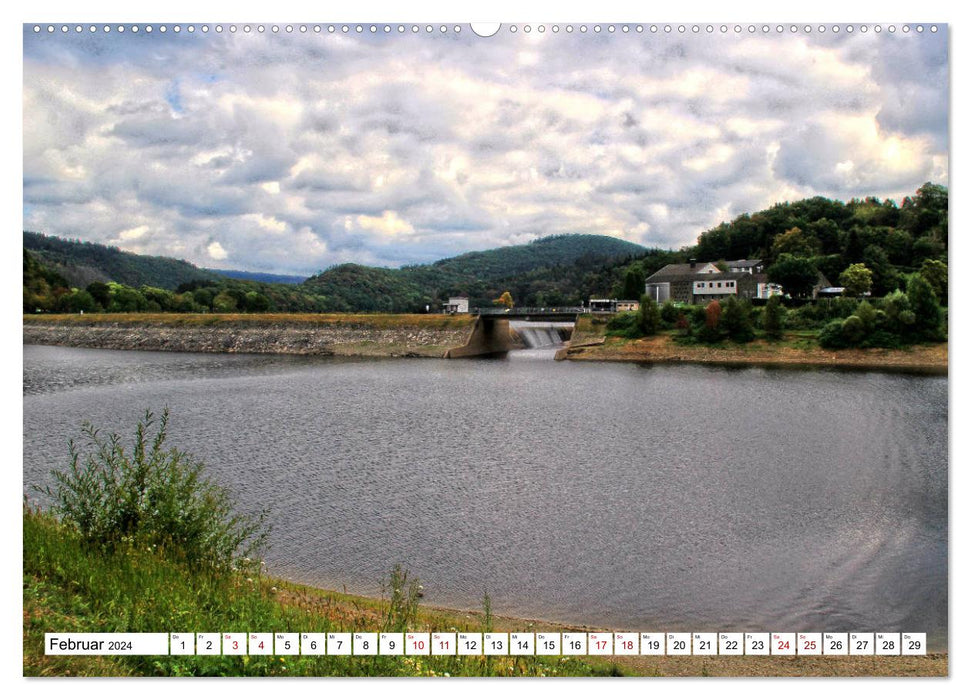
[696,301,723,343]
[854,300,878,333]
[660,301,680,325]
[783,297,858,330]
[705,300,721,329]
[637,295,662,335]
[818,319,848,349]
[39,409,268,570]
[881,290,912,335]
[675,313,690,336]
[841,315,866,344]
[762,296,785,340]
[720,297,755,343]
[689,305,707,327]
[605,311,642,338]
[383,564,422,632]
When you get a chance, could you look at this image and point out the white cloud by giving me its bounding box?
[353,211,415,236]
[22,28,948,274]
[118,225,149,241]
[207,241,228,260]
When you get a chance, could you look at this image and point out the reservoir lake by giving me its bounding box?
[23,344,948,649]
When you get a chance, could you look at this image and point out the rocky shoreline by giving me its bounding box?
[22,314,474,358]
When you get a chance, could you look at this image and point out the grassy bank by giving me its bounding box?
[23,506,616,678]
[22,312,475,330]
[566,321,947,373]
[23,508,946,677]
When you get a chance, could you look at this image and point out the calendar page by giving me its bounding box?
[21,6,949,683]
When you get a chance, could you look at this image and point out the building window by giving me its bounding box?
[717,282,722,288]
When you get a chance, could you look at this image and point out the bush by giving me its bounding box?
[39,409,268,570]
[818,319,848,349]
[637,295,662,335]
[841,315,866,344]
[762,296,785,340]
[720,297,755,343]
[605,312,642,339]
[688,305,707,327]
[675,313,690,336]
[660,301,680,325]
[784,297,859,330]
[696,301,723,343]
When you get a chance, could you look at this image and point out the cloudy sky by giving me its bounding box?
[23,24,948,275]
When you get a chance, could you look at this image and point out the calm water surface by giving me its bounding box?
[23,344,948,649]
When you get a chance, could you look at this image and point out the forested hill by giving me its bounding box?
[302,233,651,311]
[23,231,220,289]
[685,182,947,296]
[211,269,307,285]
[23,231,656,314]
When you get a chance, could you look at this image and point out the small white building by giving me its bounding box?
[442,296,470,314]
[589,299,640,313]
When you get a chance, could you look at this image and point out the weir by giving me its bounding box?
[510,321,574,349]
[444,313,576,358]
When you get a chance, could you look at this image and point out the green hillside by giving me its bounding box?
[23,231,217,289]
[303,234,651,311]
[22,232,654,314]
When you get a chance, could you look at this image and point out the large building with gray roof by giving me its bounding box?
[644,259,783,304]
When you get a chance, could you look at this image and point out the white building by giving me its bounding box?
[442,296,469,314]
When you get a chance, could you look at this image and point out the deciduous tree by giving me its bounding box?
[493,291,514,308]
[919,259,947,306]
[839,263,873,298]
[767,254,818,299]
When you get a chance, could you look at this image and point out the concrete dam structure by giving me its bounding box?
[444,312,576,358]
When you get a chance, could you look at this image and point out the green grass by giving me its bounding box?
[23,507,618,677]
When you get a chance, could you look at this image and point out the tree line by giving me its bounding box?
[616,182,947,302]
[24,251,331,314]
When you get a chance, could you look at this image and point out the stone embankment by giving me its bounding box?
[23,314,475,358]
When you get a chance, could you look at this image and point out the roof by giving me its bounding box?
[646,263,754,284]
[726,259,762,268]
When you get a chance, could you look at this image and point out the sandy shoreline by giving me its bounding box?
[269,579,947,677]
